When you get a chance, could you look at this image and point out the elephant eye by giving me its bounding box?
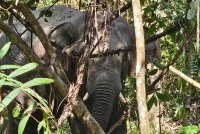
[50,40,64,51]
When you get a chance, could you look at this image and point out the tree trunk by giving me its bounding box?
[131,0,150,133]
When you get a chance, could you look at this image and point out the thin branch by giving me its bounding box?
[145,19,186,44]
[169,66,200,89]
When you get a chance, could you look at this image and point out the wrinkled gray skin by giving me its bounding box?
[0,5,160,134]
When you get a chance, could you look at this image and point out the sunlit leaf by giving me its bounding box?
[0,79,20,88]
[0,65,21,70]
[12,104,21,117]
[18,102,37,134]
[0,42,11,60]
[0,88,21,112]
[0,73,7,78]
[22,78,54,88]
[178,125,199,134]
[8,63,38,78]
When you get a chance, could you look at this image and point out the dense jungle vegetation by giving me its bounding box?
[0,0,200,133]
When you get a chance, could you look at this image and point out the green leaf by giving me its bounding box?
[0,65,21,70]
[0,88,21,112]
[8,79,23,86]
[0,73,7,78]
[147,95,157,111]
[22,78,54,88]
[45,10,53,17]
[0,42,11,60]
[156,92,171,102]
[187,1,198,20]
[153,58,164,69]
[0,79,20,88]
[8,63,38,78]
[178,125,199,134]
[12,104,21,117]
[149,69,158,76]
[18,102,37,134]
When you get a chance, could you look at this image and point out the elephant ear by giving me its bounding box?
[48,22,79,80]
[145,40,161,64]
[48,22,76,50]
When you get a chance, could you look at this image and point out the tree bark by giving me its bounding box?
[131,0,150,133]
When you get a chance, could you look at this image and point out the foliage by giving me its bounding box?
[1,0,200,133]
[178,125,199,134]
[0,42,55,134]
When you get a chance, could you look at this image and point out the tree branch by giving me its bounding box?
[169,66,200,89]
[145,19,187,43]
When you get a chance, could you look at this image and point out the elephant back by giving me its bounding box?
[0,5,83,65]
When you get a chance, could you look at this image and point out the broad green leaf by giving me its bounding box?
[148,69,158,76]
[0,88,21,112]
[0,65,21,70]
[8,79,23,86]
[8,63,38,78]
[0,42,11,60]
[178,125,199,134]
[18,102,37,134]
[0,79,20,88]
[0,73,7,78]
[147,95,157,111]
[22,78,54,88]
[156,92,171,102]
[12,104,21,117]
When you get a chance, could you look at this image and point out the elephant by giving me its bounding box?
[0,5,160,134]
[48,5,160,134]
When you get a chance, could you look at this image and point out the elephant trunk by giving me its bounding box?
[92,88,115,130]
[88,72,121,131]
